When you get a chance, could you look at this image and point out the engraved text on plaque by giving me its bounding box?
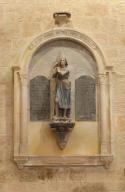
[75,75,96,121]
[30,76,50,121]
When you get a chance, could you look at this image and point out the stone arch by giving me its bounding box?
[13,28,113,168]
[18,29,108,75]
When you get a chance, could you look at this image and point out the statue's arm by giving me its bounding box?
[52,67,58,78]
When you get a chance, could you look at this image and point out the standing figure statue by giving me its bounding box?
[52,57,71,120]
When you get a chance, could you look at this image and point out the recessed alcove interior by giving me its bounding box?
[28,39,99,156]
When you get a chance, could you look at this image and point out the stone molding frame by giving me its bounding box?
[13,28,113,169]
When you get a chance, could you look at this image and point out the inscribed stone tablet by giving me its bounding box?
[30,76,50,121]
[75,76,96,121]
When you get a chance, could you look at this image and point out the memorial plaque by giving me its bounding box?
[30,76,50,121]
[75,76,96,121]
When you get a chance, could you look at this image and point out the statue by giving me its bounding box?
[52,57,71,121]
[50,56,75,150]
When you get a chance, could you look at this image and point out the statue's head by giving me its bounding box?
[59,57,68,67]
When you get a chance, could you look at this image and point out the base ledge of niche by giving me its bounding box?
[14,155,113,169]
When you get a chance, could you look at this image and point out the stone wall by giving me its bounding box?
[1,0,125,191]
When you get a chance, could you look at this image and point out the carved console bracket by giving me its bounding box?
[50,121,75,150]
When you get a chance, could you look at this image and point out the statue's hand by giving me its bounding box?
[56,67,60,73]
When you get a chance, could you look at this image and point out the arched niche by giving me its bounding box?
[13,29,113,168]
[29,39,97,122]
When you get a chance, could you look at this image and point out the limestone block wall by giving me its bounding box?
[0,0,125,191]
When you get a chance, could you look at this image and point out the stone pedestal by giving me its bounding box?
[50,121,75,150]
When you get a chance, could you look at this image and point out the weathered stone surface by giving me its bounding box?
[72,183,107,192]
[1,0,125,192]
